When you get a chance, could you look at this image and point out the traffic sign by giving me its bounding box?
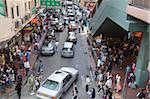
[40,0,61,8]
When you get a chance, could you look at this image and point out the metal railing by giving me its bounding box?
[128,0,150,10]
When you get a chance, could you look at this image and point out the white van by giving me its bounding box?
[61,42,74,58]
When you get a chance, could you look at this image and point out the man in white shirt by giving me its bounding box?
[55,40,59,52]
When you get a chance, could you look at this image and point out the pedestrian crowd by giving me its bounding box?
[0,8,50,98]
[91,37,141,98]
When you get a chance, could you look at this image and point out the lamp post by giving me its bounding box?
[122,66,130,99]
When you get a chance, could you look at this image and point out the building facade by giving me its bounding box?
[0,0,40,43]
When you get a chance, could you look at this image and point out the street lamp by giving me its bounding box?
[122,66,130,99]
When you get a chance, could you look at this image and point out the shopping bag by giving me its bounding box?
[24,61,30,68]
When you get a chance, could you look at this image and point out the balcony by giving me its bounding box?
[127,0,150,24]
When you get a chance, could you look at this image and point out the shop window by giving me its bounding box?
[28,1,31,9]
[25,3,27,11]
[16,6,19,16]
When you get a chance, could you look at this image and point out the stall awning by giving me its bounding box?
[31,18,37,24]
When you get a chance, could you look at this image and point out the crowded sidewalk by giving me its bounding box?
[0,11,49,97]
[85,26,150,99]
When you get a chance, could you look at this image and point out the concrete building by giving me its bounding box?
[0,0,40,44]
[89,0,150,87]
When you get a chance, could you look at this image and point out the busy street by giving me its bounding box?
[0,0,150,99]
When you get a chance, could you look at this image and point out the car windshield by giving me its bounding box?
[42,80,59,91]
[43,41,49,46]
[62,48,72,52]
[69,32,75,36]
[51,18,58,21]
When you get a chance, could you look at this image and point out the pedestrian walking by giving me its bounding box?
[72,82,78,99]
[105,77,112,89]
[55,40,59,52]
[24,60,30,76]
[27,74,35,95]
[78,25,81,33]
[98,81,104,94]
[34,41,39,52]
[37,60,43,74]
[35,76,40,91]
[15,82,22,99]
[115,73,122,92]
[146,80,150,97]
[85,75,91,93]
[90,88,95,99]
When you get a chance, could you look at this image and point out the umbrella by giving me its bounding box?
[31,18,37,24]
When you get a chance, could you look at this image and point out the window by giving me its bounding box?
[34,0,37,6]
[16,6,19,16]
[63,75,72,87]
[28,1,30,9]
[4,0,8,16]
[25,3,27,11]
[42,80,59,91]
[11,7,14,19]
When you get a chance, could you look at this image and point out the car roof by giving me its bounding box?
[68,32,75,35]
[47,70,69,83]
[70,21,76,24]
[69,34,75,38]
[63,42,73,48]
[60,67,78,76]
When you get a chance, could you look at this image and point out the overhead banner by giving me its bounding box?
[0,0,5,16]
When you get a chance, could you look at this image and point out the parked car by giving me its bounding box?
[61,42,74,58]
[40,40,55,55]
[36,67,79,99]
[54,22,64,32]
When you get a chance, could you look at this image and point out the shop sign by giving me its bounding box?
[40,0,61,8]
[147,61,150,72]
